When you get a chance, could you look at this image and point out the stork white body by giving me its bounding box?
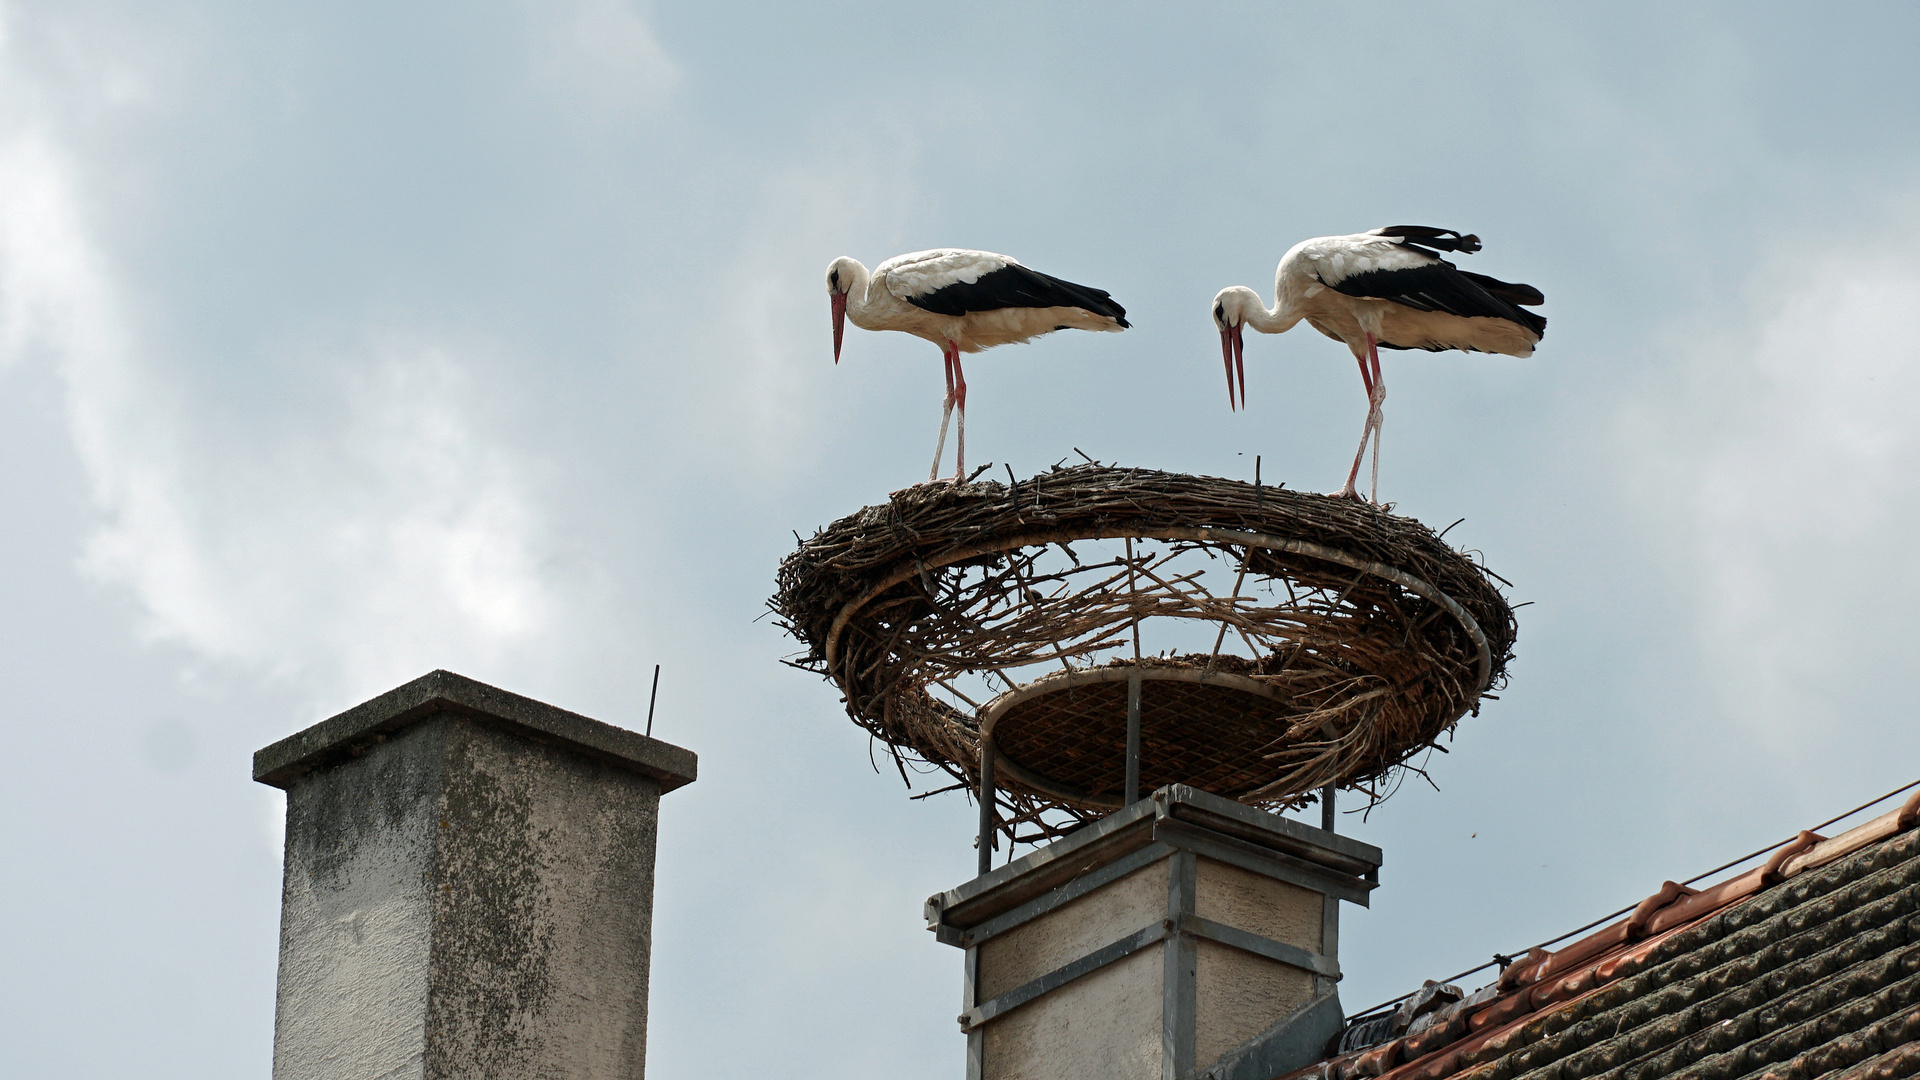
[1212,226,1546,501]
[828,248,1128,483]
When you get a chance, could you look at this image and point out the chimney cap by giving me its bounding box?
[253,668,697,791]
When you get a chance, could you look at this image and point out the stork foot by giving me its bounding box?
[1326,483,1369,502]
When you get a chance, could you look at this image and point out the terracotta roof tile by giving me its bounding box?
[1827,1031,1920,1079]
[1274,802,1920,1080]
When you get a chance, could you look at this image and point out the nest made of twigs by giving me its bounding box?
[773,464,1517,843]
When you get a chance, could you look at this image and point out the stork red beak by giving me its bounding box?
[1234,323,1246,408]
[831,292,848,363]
[1220,322,1246,409]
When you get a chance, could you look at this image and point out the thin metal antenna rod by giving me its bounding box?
[977,731,998,877]
[1320,784,1336,833]
[1125,671,1142,805]
[646,664,661,738]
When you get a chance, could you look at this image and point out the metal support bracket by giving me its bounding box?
[978,729,997,877]
[1126,669,1143,805]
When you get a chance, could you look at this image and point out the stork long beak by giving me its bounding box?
[1234,322,1246,408]
[831,292,848,363]
[1219,322,1246,410]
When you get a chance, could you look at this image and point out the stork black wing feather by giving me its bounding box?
[1459,270,1545,307]
[1329,262,1547,337]
[904,264,1130,327]
[1370,226,1482,254]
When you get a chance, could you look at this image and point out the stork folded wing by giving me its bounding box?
[1328,261,1547,337]
[898,260,1129,325]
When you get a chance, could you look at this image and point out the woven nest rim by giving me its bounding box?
[822,522,1494,695]
[773,464,1518,830]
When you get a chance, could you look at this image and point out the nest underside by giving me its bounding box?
[773,464,1517,840]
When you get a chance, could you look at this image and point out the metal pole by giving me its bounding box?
[977,731,997,877]
[1125,670,1142,805]
[1320,784,1336,833]
[645,664,660,738]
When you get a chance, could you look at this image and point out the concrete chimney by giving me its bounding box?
[926,786,1380,1080]
[254,670,697,1080]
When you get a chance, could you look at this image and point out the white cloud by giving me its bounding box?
[675,132,923,482]
[77,339,558,693]
[0,15,559,700]
[0,123,116,375]
[527,0,679,117]
[1622,209,1920,749]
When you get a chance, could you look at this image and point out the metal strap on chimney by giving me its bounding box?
[958,915,1338,1033]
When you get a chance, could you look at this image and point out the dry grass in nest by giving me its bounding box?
[773,464,1516,844]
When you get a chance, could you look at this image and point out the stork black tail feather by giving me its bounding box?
[1460,270,1545,307]
[1370,225,1482,254]
[1374,225,1482,252]
[1025,267,1130,327]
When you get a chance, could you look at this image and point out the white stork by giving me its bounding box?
[1211,226,1545,502]
[827,249,1129,483]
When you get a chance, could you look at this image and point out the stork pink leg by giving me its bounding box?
[1365,333,1386,504]
[950,344,968,482]
[1332,345,1378,500]
[929,348,956,484]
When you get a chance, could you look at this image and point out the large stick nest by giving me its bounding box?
[773,464,1516,842]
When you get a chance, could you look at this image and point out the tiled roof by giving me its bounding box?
[1283,791,1920,1080]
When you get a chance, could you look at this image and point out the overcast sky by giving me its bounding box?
[4,3,1920,1077]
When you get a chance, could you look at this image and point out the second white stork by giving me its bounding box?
[1211,226,1546,502]
[828,248,1129,483]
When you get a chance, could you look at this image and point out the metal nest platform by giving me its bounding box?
[773,464,1517,847]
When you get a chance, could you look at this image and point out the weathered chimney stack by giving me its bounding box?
[254,670,696,1080]
[926,786,1380,1080]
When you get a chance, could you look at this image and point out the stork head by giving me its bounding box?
[825,256,863,363]
[1212,287,1259,410]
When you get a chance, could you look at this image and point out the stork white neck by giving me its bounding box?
[1215,286,1301,334]
[827,256,887,330]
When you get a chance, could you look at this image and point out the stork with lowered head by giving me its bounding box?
[1213,226,1546,502]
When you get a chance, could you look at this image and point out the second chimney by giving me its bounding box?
[254,670,697,1080]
